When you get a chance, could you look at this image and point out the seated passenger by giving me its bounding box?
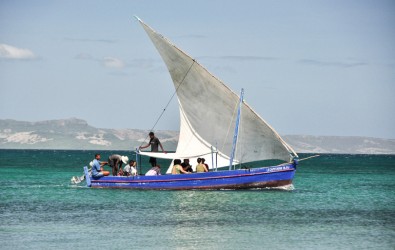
[201,158,209,172]
[146,165,161,176]
[181,159,193,173]
[91,153,109,178]
[196,158,208,173]
[123,160,137,176]
[172,159,189,174]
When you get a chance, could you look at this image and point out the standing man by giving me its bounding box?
[108,154,129,176]
[91,153,108,178]
[139,132,166,167]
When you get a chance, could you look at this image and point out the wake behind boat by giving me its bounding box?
[78,17,299,190]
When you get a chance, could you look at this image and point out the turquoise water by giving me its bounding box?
[0,150,394,249]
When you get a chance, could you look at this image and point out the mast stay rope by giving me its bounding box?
[139,60,196,146]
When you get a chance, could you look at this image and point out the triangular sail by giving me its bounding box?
[140,102,238,173]
[137,17,297,166]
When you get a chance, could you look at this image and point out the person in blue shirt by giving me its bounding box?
[91,153,108,178]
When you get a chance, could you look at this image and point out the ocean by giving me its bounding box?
[0,149,394,249]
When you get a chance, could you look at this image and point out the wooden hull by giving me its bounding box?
[84,163,296,190]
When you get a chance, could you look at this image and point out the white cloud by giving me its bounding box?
[65,37,117,43]
[103,56,125,68]
[75,53,127,70]
[299,59,367,68]
[75,53,93,60]
[0,43,36,60]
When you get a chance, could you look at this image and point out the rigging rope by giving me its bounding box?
[139,60,196,146]
[299,155,320,161]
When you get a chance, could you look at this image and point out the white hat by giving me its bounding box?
[89,161,93,167]
[121,156,129,164]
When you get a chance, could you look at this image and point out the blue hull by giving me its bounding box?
[85,163,296,190]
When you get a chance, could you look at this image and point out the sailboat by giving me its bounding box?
[82,17,299,190]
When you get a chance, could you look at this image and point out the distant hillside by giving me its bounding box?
[284,135,395,154]
[0,118,178,150]
[1,118,394,154]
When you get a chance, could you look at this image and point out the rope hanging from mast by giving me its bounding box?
[139,60,196,146]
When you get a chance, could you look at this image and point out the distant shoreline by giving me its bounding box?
[1,149,394,156]
[1,118,394,154]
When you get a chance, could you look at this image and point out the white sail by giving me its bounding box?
[137,17,297,166]
[140,102,238,173]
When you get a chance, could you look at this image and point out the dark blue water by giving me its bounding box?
[0,150,394,249]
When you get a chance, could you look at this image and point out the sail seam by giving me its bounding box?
[175,60,195,93]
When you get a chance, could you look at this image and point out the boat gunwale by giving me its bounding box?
[91,164,295,184]
[90,180,293,190]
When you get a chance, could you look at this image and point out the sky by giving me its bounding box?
[0,0,394,139]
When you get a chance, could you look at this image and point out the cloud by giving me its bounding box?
[75,53,125,69]
[198,55,278,62]
[220,56,277,61]
[174,34,207,39]
[65,38,117,43]
[0,43,36,60]
[102,57,125,68]
[128,58,156,69]
[299,59,367,68]
[75,53,94,60]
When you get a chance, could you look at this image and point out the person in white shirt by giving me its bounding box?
[123,160,137,176]
[145,165,161,176]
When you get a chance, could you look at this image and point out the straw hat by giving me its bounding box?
[121,156,129,164]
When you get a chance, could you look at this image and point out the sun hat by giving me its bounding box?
[121,156,129,164]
